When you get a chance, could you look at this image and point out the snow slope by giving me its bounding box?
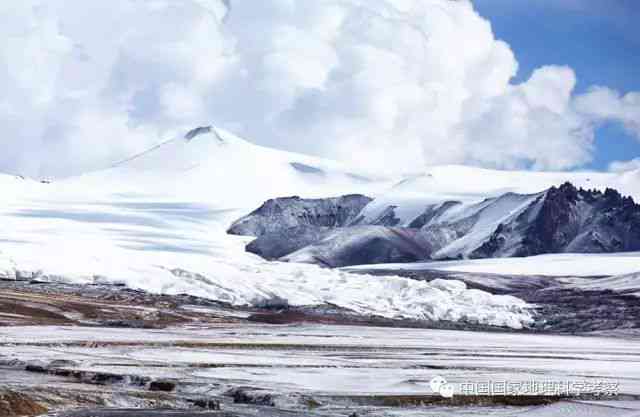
[0,126,532,328]
[346,252,640,277]
[1,126,639,328]
[430,191,543,259]
[360,164,640,225]
[353,165,640,262]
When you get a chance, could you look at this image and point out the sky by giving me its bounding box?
[0,0,639,178]
[473,0,640,171]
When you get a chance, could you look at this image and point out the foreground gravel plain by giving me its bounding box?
[1,280,639,417]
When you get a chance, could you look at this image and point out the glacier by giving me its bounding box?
[1,125,639,329]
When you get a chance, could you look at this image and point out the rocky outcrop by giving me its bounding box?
[282,226,430,267]
[473,182,640,258]
[227,194,372,236]
[230,183,640,267]
[408,201,461,228]
[246,226,331,260]
[184,125,212,140]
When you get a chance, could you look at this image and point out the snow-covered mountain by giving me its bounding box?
[63,125,381,206]
[1,124,639,328]
[229,182,640,267]
[0,126,535,329]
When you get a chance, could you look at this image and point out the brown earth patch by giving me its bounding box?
[0,390,48,417]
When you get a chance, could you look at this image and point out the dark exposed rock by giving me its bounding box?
[54,410,229,417]
[88,372,128,385]
[282,226,430,267]
[100,319,159,329]
[149,380,176,392]
[245,226,330,260]
[365,205,402,226]
[408,201,461,228]
[289,162,325,175]
[184,126,212,141]
[24,362,48,374]
[190,398,221,410]
[48,359,79,369]
[227,388,275,407]
[470,223,506,259]
[230,183,640,267]
[474,182,640,258]
[227,194,372,237]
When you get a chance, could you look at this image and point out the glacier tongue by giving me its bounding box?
[0,250,533,329]
[0,126,538,329]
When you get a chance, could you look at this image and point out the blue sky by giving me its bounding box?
[474,0,640,170]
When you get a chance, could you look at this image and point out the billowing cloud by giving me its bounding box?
[0,0,638,178]
[609,158,640,173]
[452,66,594,170]
[574,87,640,138]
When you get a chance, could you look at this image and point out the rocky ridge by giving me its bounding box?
[229,183,640,267]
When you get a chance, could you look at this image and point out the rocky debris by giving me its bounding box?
[230,183,640,267]
[299,396,322,409]
[525,288,640,333]
[150,380,177,392]
[0,280,243,327]
[23,359,79,374]
[30,366,151,387]
[355,268,640,334]
[0,390,47,417]
[227,388,275,407]
[227,194,372,237]
[189,398,221,410]
[48,359,79,369]
[53,411,226,417]
[24,361,48,374]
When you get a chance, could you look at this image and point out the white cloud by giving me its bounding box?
[0,0,638,178]
[452,66,596,170]
[574,86,640,138]
[609,158,640,173]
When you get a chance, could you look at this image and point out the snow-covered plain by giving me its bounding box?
[3,324,640,396]
[1,126,639,328]
[347,252,640,277]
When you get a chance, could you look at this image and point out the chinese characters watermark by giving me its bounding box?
[430,376,619,398]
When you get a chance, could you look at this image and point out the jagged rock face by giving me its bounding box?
[366,205,402,226]
[229,183,640,267]
[523,182,583,254]
[227,194,372,237]
[409,201,461,228]
[473,182,640,258]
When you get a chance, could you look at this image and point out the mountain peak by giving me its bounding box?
[184,125,213,141]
